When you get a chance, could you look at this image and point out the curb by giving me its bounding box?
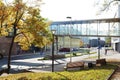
[107,66,119,80]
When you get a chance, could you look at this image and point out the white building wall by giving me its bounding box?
[111,4,120,51]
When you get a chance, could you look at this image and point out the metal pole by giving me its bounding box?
[66,16,72,62]
[98,38,100,59]
[52,34,54,72]
[69,28,72,62]
[98,48,100,59]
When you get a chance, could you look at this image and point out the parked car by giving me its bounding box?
[59,48,70,52]
[72,48,79,51]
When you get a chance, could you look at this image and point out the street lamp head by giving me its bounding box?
[66,16,72,19]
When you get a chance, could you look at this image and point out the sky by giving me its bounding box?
[5,0,117,21]
[40,0,97,21]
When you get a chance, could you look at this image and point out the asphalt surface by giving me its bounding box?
[0,48,120,76]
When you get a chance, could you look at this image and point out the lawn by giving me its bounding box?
[0,64,117,80]
[38,51,96,60]
[65,51,96,57]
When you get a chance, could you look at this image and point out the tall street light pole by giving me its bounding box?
[66,16,72,62]
[51,30,56,72]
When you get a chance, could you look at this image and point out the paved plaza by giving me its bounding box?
[0,48,120,77]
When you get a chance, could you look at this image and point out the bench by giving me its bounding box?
[64,61,84,71]
[96,58,106,66]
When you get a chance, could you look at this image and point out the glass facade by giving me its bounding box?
[50,18,120,37]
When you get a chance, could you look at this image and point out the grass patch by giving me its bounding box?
[0,64,117,80]
[65,53,82,57]
[85,56,98,59]
[65,52,96,58]
[38,48,96,60]
[38,52,97,60]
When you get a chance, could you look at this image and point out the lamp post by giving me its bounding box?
[51,30,56,72]
[98,38,100,59]
[66,16,72,35]
[66,16,72,62]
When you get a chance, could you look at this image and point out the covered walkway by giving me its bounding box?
[51,18,120,37]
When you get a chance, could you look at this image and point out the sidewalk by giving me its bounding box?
[19,50,120,72]
[26,50,120,73]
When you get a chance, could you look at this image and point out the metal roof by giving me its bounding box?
[51,18,120,25]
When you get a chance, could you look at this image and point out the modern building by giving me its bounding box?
[89,39,105,47]
[109,3,120,52]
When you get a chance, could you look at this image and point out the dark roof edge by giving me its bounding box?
[51,18,120,25]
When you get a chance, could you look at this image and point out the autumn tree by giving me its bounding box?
[95,0,120,15]
[105,37,111,47]
[0,0,52,73]
[79,39,84,47]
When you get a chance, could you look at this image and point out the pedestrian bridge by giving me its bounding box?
[50,18,120,37]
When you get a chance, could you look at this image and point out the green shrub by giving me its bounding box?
[73,53,77,56]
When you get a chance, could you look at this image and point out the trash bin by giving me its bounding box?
[88,62,93,68]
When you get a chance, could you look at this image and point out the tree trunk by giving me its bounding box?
[7,36,15,74]
[7,25,16,74]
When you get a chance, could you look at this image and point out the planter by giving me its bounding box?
[44,54,65,59]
